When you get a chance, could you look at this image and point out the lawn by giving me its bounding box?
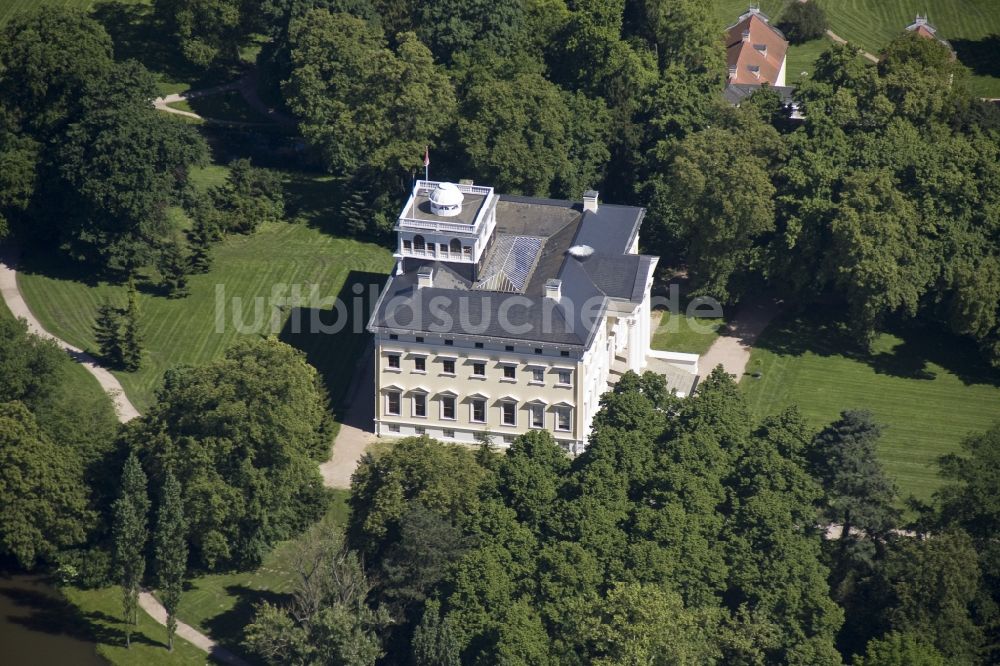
[165,489,351,660]
[60,585,211,665]
[17,167,394,413]
[168,91,271,124]
[816,0,1000,97]
[651,309,725,356]
[711,0,1000,97]
[742,309,1000,502]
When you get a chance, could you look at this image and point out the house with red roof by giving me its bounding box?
[726,6,788,87]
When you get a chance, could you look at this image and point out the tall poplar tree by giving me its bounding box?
[112,452,149,648]
[154,470,187,651]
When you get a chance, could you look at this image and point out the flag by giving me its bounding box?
[423,146,430,168]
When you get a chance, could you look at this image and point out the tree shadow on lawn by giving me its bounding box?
[756,305,1000,387]
[16,246,106,289]
[0,585,162,649]
[201,584,289,662]
[951,35,1000,80]
[278,270,387,418]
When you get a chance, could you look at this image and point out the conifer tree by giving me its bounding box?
[187,215,214,273]
[112,452,149,648]
[94,301,124,367]
[157,242,190,298]
[154,470,187,651]
[121,281,143,371]
[340,186,369,236]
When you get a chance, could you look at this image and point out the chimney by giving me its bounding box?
[728,65,737,80]
[582,190,599,213]
[417,266,434,289]
[544,279,562,302]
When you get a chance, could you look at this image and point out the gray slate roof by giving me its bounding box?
[368,194,655,346]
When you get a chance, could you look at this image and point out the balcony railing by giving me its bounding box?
[397,218,478,233]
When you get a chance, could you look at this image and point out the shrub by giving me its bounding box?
[778,2,827,44]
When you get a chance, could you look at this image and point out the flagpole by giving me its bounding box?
[423,145,429,182]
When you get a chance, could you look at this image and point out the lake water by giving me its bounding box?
[0,573,107,665]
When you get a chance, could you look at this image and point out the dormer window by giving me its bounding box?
[748,65,760,78]
[753,43,767,56]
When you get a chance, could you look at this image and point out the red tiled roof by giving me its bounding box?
[726,12,788,86]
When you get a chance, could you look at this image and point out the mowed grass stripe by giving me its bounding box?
[742,312,1000,501]
[18,221,393,412]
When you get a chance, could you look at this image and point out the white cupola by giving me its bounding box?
[429,182,464,217]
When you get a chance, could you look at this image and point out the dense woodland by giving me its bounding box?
[1,1,1000,664]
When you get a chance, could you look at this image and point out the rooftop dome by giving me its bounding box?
[429,182,464,216]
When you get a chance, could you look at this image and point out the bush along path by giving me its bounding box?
[0,246,248,665]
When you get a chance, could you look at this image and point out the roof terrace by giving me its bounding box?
[396,180,495,234]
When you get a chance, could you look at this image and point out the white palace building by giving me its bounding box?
[366,180,699,453]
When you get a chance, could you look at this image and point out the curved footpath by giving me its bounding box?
[0,247,248,665]
[0,247,139,422]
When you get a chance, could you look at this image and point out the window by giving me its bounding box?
[474,342,484,349]
[472,362,486,377]
[442,359,455,374]
[530,403,544,428]
[386,391,401,416]
[471,399,486,423]
[531,367,544,383]
[534,348,543,355]
[403,240,412,251]
[443,429,455,438]
[414,356,426,372]
[450,238,462,254]
[505,345,514,352]
[555,406,571,431]
[503,435,515,444]
[439,243,448,254]
[387,354,400,369]
[415,426,425,435]
[441,396,456,420]
[560,350,570,357]
[557,369,572,385]
[503,365,516,380]
[415,336,424,343]
[388,423,400,433]
[501,401,517,426]
[389,334,398,340]
[444,339,454,346]
[414,235,426,251]
[413,393,426,418]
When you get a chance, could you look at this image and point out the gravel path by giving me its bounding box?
[698,297,782,382]
[153,71,296,127]
[321,340,377,488]
[138,593,248,665]
[1,245,247,661]
[0,247,140,422]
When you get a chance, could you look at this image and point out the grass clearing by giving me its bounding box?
[742,309,1000,502]
[169,92,270,124]
[60,585,211,665]
[168,489,351,658]
[651,309,725,356]
[17,168,394,413]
